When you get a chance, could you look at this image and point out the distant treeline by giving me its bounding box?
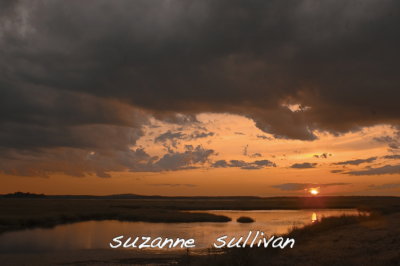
[2,192,47,198]
[0,192,261,200]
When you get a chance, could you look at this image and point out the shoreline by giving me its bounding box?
[180,212,400,265]
[1,196,398,234]
[1,212,396,266]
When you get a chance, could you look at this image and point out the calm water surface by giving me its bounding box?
[0,209,360,253]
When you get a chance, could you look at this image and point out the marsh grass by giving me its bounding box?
[1,196,399,234]
[287,213,370,239]
[180,210,400,266]
[1,196,400,265]
[0,199,231,233]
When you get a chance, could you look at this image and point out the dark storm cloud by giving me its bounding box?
[211,159,276,170]
[2,1,400,137]
[272,182,350,191]
[0,86,148,149]
[346,164,400,176]
[290,162,317,169]
[2,0,400,176]
[333,157,377,166]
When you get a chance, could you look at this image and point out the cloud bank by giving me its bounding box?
[2,0,400,177]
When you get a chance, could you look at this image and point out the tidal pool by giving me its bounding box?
[0,209,361,253]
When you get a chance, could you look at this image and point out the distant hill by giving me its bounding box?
[2,192,46,198]
[0,192,261,200]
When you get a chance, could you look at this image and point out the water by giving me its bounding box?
[0,209,360,253]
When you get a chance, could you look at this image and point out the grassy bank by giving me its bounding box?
[0,199,231,233]
[179,210,400,265]
[1,196,400,234]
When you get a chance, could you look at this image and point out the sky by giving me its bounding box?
[0,0,399,196]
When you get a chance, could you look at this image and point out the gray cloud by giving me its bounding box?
[191,131,215,139]
[313,153,331,159]
[0,142,214,177]
[154,131,186,149]
[272,182,350,191]
[243,145,248,156]
[0,147,152,178]
[347,164,400,176]
[331,169,344,173]
[212,159,276,170]
[333,157,377,166]
[155,131,186,143]
[374,131,400,151]
[243,145,262,158]
[154,130,214,149]
[256,135,273,140]
[382,154,400,160]
[141,145,215,172]
[290,162,317,169]
[369,183,400,190]
[212,160,229,168]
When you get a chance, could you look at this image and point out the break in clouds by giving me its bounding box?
[1,0,400,177]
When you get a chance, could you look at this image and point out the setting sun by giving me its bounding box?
[309,188,320,196]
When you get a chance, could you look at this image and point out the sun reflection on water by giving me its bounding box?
[311,212,318,223]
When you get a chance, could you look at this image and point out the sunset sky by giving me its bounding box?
[1,0,399,196]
